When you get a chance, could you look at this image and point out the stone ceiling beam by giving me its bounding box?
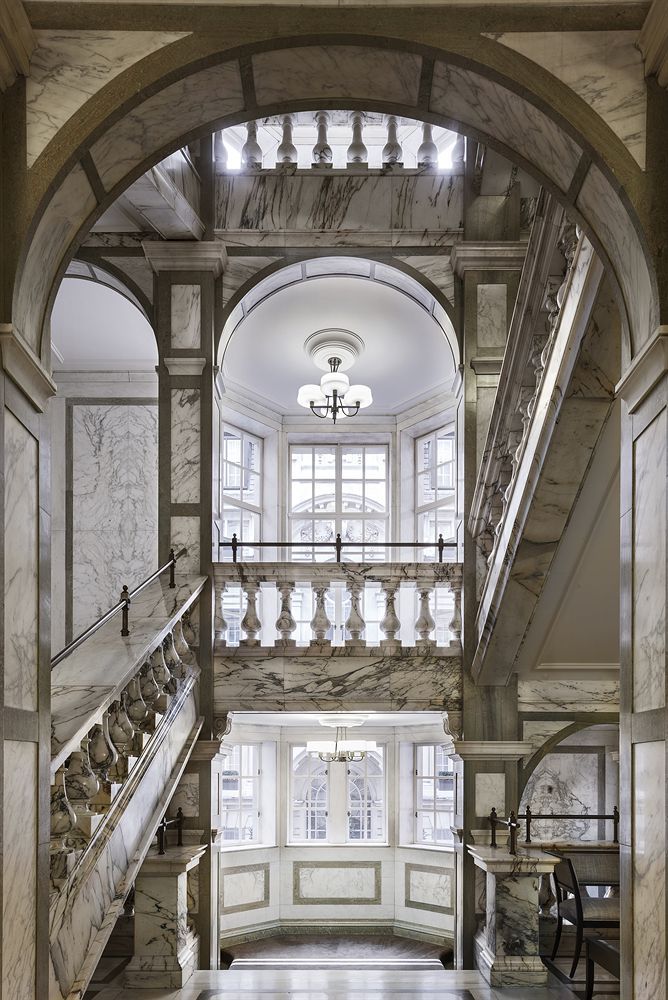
[638,0,668,89]
[0,0,34,92]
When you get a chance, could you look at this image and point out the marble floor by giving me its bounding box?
[90,967,614,1000]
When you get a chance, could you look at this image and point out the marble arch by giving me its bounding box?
[14,32,656,370]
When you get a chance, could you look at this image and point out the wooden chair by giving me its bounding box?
[551,857,620,978]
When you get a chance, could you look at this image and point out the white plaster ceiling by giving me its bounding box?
[222,273,457,415]
[50,276,158,370]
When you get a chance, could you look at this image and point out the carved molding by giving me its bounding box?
[0,324,56,412]
[453,741,534,762]
[638,0,668,89]
[0,0,34,92]
[162,357,207,376]
[143,240,227,276]
[450,241,527,276]
[616,326,668,413]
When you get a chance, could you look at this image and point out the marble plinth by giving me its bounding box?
[468,845,559,987]
[125,843,207,988]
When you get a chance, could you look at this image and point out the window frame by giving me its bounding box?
[220,743,262,846]
[414,425,456,557]
[220,422,263,558]
[413,743,455,846]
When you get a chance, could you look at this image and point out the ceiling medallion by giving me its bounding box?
[297,330,372,423]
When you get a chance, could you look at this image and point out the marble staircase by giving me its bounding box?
[48,573,207,1000]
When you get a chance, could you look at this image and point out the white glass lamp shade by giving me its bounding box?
[306,740,336,755]
[320,370,350,396]
[297,384,327,408]
[338,740,378,753]
[342,384,373,408]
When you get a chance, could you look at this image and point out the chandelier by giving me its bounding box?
[306,717,377,762]
[297,331,372,423]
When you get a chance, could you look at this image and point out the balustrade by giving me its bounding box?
[213,562,463,651]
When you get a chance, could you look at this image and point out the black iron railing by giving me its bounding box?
[489,805,620,855]
[219,533,456,563]
[51,547,187,668]
[157,807,184,854]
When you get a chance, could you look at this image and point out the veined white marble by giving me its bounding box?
[51,575,205,771]
[632,412,666,712]
[475,773,505,818]
[27,30,189,167]
[485,31,646,168]
[633,741,666,1000]
[477,284,507,349]
[3,741,37,1000]
[171,285,201,349]
[521,720,570,759]
[252,46,421,108]
[520,751,602,842]
[430,61,582,194]
[408,867,451,910]
[4,410,39,711]
[71,403,158,637]
[171,772,199,818]
[396,255,456,305]
[170,517,201,575]
[171,389,201,504]
[296,864,378,902]
[518,678,619,713]
[576,163,655,354]
[90,60,244,192]
[222,868,266,909]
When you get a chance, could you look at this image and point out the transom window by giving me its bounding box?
[415,426,456,559]
[221,744,261,843]
[289,445,389,561]
[220,424,262,559]
[415,744,454,844]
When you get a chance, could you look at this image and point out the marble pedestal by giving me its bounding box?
[468,845,559,987]
[125,843,207,988]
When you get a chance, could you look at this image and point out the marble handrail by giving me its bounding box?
[213,561,463,649]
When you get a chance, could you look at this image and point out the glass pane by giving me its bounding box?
[221,810,241,841]
[313,520,335,543]
[434,810,452,842]
[365,481,386,512]
[291,480,312,511]
[239,810,256,841]
[313,483,336,511]
[418,471,436,507]
[417,779,435,808]
[365,448,387,480]
[417,436,433,473]
[221,507,241,539]
[416,745,435,776]
[243,435,260,472]
[436,434,454,466]
[223,432,241,465]
[291,449,312,478]
[437,464,454,490]
[223,462,242,494]
[314,447,336,479]
[243,471,261,507]
[341,448,364,478]
[342,481,364,511]
[342,519,363,544]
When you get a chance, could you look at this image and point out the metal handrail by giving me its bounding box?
[51,546,187,668]
[157,807,184,855]
[489,805,620,856]
[219,533,456,563]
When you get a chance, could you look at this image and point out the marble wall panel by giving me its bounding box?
[170,389,201,504]
[477,284,507,350]
[293,861,381,904]
[632,412,666,712]
[70,403,158,637]
[4,410,39,711]
[405,863,453,914]
[494,872,540,958]
[485,31,646,169]
[3,740,37,1000]
[27,30,188,166]
[475,773,505,817]
[576,164,655,355]
[430,62,581,193]
[171,772,199,818]
[252,46,421,108]
[521,720,571,760]
[170,516,200,574]
[633,741,666,1000]
[221,863,270,914]
[171,285,201,349]
[90,60,244,192]
[395,256,456,304]
[517,678,619,713]
[520,750,602,841]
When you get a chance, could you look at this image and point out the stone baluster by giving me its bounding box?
[213,130,227,167]
[345,581,366,646]
[240,581,261,645]
[140,659,162,710]
[275,583,297,644]
[312,111,333,167]
[88,712,118,782]
[215,582,228,646]
[182,608,198,647]
[149,643,173,703]
[108,697,135,756]
[347,111,368,166]
[241,120,262,169]
[380,581,401,648]
[65,738,102,845]
[415,584,436,644]
[174,617,196,665]
[125,674,150,733]
[310,585,332,643]
[382,115,403,166]
[417,123,438,167]
[50,766,77,886]
[448,575,463,643]
[276,113,298,165]
[163,631,185,681]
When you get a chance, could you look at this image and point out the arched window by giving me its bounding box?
[291,748,328,841]
[347,750,385,841]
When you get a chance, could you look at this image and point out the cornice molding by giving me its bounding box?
[450,241,527,276]
[638,0,668,89]
[616,326,668,413]
[142,240,227,276]
[0,324,56,412]
[162,356,207,376]
[452,741,534,761]
[0,0,34,92]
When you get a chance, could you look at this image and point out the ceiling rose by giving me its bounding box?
[304,328,365,372]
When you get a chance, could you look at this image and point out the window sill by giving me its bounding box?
[219,842,277,853]
[399,843,455,854]
[286,842,391,849]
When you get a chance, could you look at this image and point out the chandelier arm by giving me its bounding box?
[309,402,330,419]
[340,402,361,417]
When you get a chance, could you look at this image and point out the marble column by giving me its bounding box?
[450,240,525,970]
[143,240,225,971]
[617,328,668,1000]
[124,842,207,987]
[0,325,56,999]
[468,845,559,986]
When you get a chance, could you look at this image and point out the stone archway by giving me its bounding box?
[13,30,657,373]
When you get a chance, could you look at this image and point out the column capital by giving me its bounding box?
[616,326,668,413]
[451,241,527,276]
[143,240,227,276]
[0,324,56,412]
[452,740,533,761]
